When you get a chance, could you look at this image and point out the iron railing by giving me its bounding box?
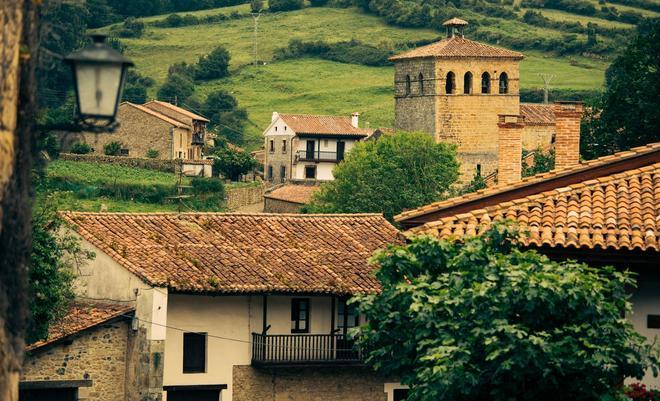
[251,333,361,366]
[295,150,343,162]
[191,133,205,145]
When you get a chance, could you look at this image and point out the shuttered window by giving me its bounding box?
[183,332,207,373]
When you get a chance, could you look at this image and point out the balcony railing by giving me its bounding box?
[191,133,205,145]
[251,333,361,366]
[295,150,343,163]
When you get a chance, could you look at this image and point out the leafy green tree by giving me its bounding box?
[460,172,487,194]
[522,147,555,177]
[202,91,248,144]
[195,46,231,80]
[157,72,195,103]
[305,133,459,221]
[212,145,257,181]
[581,19,660,159]
[269,0,305,12]
[355,223,659,401]
[28,204,94,343]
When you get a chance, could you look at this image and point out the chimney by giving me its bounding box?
[272,112,279,122]
[552,101,583,170]
[351,112,359,128]
[497,114,524,185]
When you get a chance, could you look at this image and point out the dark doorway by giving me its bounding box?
[393,388,409,401]
[336,141,345,161]
[306,140,315,159]
[20,388,77,401]
[167,390,220,401]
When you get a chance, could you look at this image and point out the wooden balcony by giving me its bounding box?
[295,150,343,163]
[251,333,362,367]
[191,133,205,145]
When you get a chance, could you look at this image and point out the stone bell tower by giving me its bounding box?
[390,18,524,181]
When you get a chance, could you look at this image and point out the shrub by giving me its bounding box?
[212,146,257,181]
[625,383,660,401]
[70,142,92,154]
[40,133,61,158]
[114,17,145,38]
[157,72,195,103]
[146,149,160,158]
[195,46,231,80]
[103,141,123,156]
[160,13,184,27]
[269,0,304,12]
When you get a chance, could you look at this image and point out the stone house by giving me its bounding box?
[263,183,320,213]
[263,113,373,183]
[395,135,660,387]
[61,101,208,161]
[20,302,135,401]
[58,212,408,401]
[390,17,559,182]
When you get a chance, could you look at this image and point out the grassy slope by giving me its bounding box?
[105,6,635,146]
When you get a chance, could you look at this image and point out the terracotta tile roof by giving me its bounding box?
[407,163,660,252]
[60,213,402,295]
[395,142,660,227]
[279,114,372,137]
[520,103,555,126]
[389,37,524,61]
[121,102,188,128]
[144,100,209,122]
[27,302,133,352]
[264,185,320,204]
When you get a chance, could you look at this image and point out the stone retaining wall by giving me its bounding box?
[225,183,265,211]
[59,153,176,172]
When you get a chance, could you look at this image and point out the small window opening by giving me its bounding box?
[464,72,473,94]
[183,332,207,373]
[405,75,411,96]
[267,165,273,179]
[499,72,509,94]
[269,140,274,152]
[481,72,491,94]
[445,71,456,94]
[418,73,424,95]
[282,140,287,152]
[476,164,482,177]
[304,165,316,179]
[291,299,310,333]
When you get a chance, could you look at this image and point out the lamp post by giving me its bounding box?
[63,34,134,131]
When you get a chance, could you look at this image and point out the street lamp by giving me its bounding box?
[64,34,134,131]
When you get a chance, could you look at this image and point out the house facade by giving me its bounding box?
[61,101,208,161]
[395,140,660,387]
[59,212,407,401]
[390,18,559,182]
[263,113,372,183]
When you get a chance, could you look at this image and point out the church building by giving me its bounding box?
[390,18,564,181]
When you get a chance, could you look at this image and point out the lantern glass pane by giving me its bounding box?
[75,62,122,118]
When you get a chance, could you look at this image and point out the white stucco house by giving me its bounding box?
[263,112,373,183]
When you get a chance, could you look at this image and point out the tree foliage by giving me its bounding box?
[304,133,459,221]
[157,73,195,104]
[211,143,257,181]
[522,147,555,177]
[202,90,248,144]
[581,20,660,159]
[355,223,659,401]
[269,0,305,12]
[195,45,231,80]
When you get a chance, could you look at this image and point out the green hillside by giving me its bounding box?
[100,4,654,147]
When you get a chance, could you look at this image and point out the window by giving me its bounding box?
[268,165,273,180]
[463,72,473,94]
[481,72,491,94]
[393,389,409,401]
[405,75,411,96]
[304,165,316,179]
[269,140,274,152]
[183,332,207,373]
[120,148,129,156]
[499,72,509,94]
[282,139,287,153]
[418,73,424,94]
[648,315,660,329]
[280,165,286,181]
[291,298,310,333]
[445,71,456,94]
[275,126,278,132]
[336,299,359,330]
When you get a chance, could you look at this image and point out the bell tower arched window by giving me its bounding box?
[445,71,456,94]
[499,72,509,94]
[481,72,491,94]
[405,75,411,96]
[418,73,424,95]
[463,72,473,94]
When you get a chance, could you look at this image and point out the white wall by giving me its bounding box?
[293,138,357,180]
[628,273,660,387]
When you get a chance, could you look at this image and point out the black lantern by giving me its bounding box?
[64,34,134,130]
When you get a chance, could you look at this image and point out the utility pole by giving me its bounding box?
[251,12,261,67]
[539,74,554,104]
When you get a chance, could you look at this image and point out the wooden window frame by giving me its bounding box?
[182,332,207,374]
[291,298,310,333]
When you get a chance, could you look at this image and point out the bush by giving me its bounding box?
[103,141,123,156]
[159,13,184,27]
[212,146,257,181]
[274,39,393,67]
[195,45,231,80]
[157,72,195,103]
[146,149,160,158]
[40,133,60,158]
[70,142,92,154]
[269,0,304,11]
[625,383,660,401]
[113,17,145,38]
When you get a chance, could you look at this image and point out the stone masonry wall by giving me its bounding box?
[58,103,175,160]
[394,58,437,134]
[225,183,265,210]
[522,124,555,151]
[233,365,394,401]
[22,320,129,401]
[263,197,302,213]
[59,153,177,172]
[264,134,294,182]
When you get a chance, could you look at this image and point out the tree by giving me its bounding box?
[269,0,305,12]
[305,133,459,221]
[522,147,555,177]
[355,223,660,401]
[581,19,660,159]
[195,45,231,80]
[212,145,257,181]
[122,70,155,104]
[157,72,195,103]
[202,90,248,144]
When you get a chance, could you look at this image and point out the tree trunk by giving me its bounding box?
[0,1,37,400]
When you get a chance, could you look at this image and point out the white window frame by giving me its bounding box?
[384,383,409,401]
